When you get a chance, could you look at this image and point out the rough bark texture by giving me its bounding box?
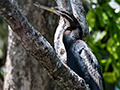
[54,0,89,63]
[13,0,59,45]
[3,0,61,90]
[0,0,88,90]
[0,79,3,90]
[4,27,61,90]
[54,0,72,64]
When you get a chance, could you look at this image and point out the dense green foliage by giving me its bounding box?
[86,0,120,88]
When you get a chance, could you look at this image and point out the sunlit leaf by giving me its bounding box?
[105,58,112,72]
[109,1,120,13]
[93,31,107,42]
[100,59,107,66]
[103,72,117,83]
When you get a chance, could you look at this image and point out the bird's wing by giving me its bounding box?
[74,40,104,90]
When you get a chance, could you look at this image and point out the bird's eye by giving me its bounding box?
[54,7,59,10]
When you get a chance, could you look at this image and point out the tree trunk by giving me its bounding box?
[4,0,61,90]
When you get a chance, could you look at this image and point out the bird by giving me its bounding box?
[34,4,105,90]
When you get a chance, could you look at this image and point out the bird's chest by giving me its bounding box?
[66,45,87,75]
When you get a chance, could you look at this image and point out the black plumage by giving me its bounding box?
[63,35,105,90]
[62,10,105,90]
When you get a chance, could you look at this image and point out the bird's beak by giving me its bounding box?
[33,4,59,15]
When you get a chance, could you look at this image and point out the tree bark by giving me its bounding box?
[0,79,3,90]
[4,26,61,90]
[0,0,89,90]
[4,0,61,90]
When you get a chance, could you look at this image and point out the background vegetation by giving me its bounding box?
[86,0,120,89]
[0,16,8,81]
[0,0,120,89]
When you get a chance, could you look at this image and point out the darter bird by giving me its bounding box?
[34,4,105,90]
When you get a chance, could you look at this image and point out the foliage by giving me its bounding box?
[86,0,120,89]
[0,16,8,60]
[0,16,8,80]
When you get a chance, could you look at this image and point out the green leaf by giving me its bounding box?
[103,72,116,83]
[95,8,105,27]
[87,10,96,28]
[93,31,107,42]
[115,80,120,89]
[105,58,112,72]
[101,59,107,64]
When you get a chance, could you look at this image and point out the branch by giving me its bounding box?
[0,0,87,89]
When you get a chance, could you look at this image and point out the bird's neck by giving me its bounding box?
[63,31,76,51]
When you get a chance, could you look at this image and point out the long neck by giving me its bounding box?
[60,10,83,39]
[63,31,76,51]
[59,10,83,50]
[58,10,80,30]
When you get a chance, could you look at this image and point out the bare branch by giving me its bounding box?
[0,0,87,89]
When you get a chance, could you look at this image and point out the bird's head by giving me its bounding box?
[34,3,83,50]
[34,4,81,30]
[34,3,83,41]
